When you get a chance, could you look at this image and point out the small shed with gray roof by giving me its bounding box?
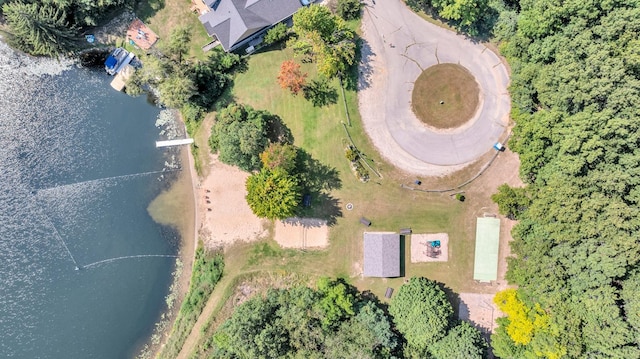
[198,0,303,52]
[363,232,400,278]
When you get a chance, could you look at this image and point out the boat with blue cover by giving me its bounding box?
[105,48,133,75]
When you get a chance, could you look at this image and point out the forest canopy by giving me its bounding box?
[1,0,132,56]
[210,277,485,359]
[488,0,640,357]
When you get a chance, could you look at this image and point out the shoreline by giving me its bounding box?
[143,145,198,359]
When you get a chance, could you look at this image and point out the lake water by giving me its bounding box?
[0,42,182,358]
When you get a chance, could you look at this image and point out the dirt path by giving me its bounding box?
[175,273,236,359]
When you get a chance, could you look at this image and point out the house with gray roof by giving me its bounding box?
[363,232,401,277]
[198,0,305,52]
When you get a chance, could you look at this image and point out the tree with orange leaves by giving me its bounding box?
[277,60,307,95]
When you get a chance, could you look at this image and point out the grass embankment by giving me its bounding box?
[158,246,223,359]
[411,63,479,129]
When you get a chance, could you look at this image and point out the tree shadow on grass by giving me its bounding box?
[296,149,342,193]
[295,149,343,225]
[135,0,166,22]
[266,114,294,145]
[303,78,339,107]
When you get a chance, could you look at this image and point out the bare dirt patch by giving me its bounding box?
[412,64,480,129]
[458,292,502,334]
[274,217,329,249]
[93,11,135,45]
[410,233,449,262]
[197,154,268,248]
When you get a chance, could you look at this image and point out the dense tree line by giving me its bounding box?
[290,4,357,78]
[126,28,243,131]
[489,0,640,358]
[1,0,132,56]
[211,277,485,358]
[405,0,492,36]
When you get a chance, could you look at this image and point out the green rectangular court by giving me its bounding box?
[473,217,501,282]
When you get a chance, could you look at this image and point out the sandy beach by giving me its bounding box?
[195,153,269,249]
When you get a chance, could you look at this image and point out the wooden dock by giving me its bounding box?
[127,18,159,50]
[156,139,194,148]
[110,64,135,91]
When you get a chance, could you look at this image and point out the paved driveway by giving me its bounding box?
[358,0,510,174]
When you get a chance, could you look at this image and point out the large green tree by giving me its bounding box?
[325,302,398,358]
[429,321,486,359]
[212,279,399,358]
[245,168,301,220]
[3,1,77,56]
[158,71,197,109]
[190,49,241,109]
[433,0,488,27]
[291,4,356,78]
[209,104,272,171]
[259,143,298,174]
[491,184,530,220]
[388,277,453,353]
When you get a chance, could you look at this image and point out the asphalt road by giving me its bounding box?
[358,0,510,171]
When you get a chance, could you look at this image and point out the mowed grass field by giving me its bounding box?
[220,45,486,296]
[184,44,497,357]
[412,63,479,129]
[139,3,514,357]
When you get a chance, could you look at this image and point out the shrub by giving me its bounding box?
[345,147,359,162]
[337,0,363,20]
[264,22,288,44]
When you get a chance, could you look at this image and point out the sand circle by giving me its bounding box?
[411,64,480,130]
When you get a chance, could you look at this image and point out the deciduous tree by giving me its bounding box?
[429,321,486,359]
[491,184,530,219]
[209,104,271,171]
[260,143,298,173]
[245,168,301,219]
[277,60,307,95]
[158,71,197,109]
[264,22,288,45]
[433,0,488,27]
[291,4,356,78]
[389,277,453,352]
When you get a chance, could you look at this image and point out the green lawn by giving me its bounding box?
[225,45,483,295]
[136,0,212,61]
[145,11,503,356]
[412,63,480,129]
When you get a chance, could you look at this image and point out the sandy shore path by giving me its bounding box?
[172,152,268,359]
